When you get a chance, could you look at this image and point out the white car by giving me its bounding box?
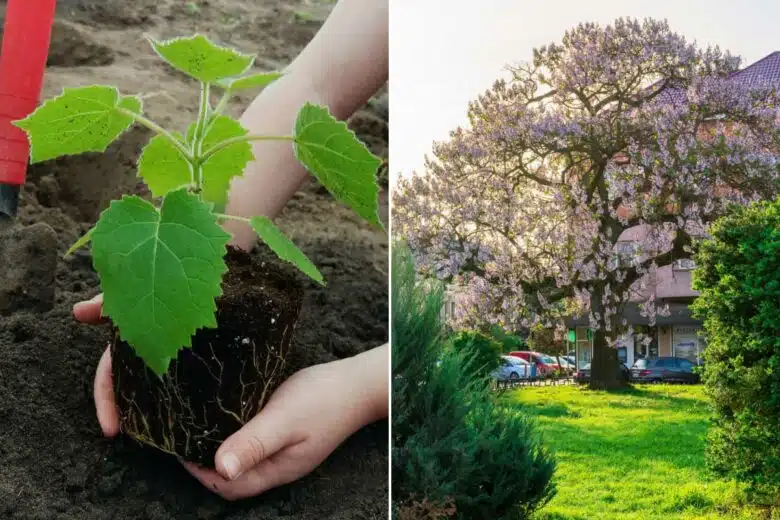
[491,355,532,381]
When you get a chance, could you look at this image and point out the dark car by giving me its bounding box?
[574,362,630,384]
[630,357,700,383]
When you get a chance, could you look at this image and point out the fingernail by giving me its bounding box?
[74,295,99,311]
[221,453,242,480]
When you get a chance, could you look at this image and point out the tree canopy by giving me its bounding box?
[393,18,780,386]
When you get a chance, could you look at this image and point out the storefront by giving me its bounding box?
[672,325,705,365]
[573,328,646,369]
[567,301,703,369]
[574,327,591,368]
[571,321,704,368]
[615,334,635,368]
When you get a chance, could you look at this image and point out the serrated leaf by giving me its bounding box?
[250,216,324,285]
[138,134,192,198]
[149,34,254,83]
[13,85,141,163]
[218,71,283,91]
[91,189,230,376]
[293,103,382,228]
[196,116,254,211]
[64,227,94,257]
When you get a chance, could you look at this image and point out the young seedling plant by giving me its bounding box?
[14,34,382,379]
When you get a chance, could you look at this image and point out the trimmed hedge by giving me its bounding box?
[692,199,780,500]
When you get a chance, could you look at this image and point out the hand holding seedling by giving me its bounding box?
[77,294,388,500]
[58,0,389,500]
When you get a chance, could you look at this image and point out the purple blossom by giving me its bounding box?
[393,18,780,342]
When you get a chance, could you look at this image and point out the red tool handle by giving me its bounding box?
[0,0,57,186]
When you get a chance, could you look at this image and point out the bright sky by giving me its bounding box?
[390,0,780,179]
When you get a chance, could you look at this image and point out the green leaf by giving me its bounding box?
[197,116,254,211]
[293,103,382,228]
[64,227,94,257]
[138,134,192,198]
[250,216,324,285]
[13,85,141,163]
[149,34,254,83]
[91,189,231,376]
[218,71,283,91]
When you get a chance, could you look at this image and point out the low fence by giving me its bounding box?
[493,376,575,391]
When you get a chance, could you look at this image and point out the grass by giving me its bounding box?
[501,384,766,520]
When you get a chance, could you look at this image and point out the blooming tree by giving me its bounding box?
[393,18,780,388]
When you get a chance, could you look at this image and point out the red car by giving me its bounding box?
[507,351,562,375]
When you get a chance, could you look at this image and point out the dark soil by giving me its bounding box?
[0,1,388,518]
[112,247,304,466]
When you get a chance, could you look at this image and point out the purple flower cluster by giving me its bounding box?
[393,18,780,343]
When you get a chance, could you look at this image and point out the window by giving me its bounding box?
[442,300,456,319]
[677,359,693,370]
[649,343,659,358]
[611,241,638,268]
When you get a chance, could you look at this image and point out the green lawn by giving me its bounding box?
[503,385,763,520]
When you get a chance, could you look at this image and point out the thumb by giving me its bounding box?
[215,404,294,481]
[73,293,104,324]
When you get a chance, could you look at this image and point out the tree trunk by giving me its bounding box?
[588,328,625,389]
[588,290,628,390]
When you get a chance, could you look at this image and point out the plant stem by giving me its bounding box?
[199,134,295,164]
[214,213,251,223]
[191,82,212,195]
[212,90,231,120]
[119,108,193,161]
[201,90,231,137]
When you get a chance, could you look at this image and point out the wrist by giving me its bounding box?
[337,344,389,429]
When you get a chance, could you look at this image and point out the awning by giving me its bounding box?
[565,301,700,327]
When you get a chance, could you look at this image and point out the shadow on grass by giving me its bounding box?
[535,513,589,520]
[619,384,703,400]
[550,420,707,472]
[507,389,711,475]
[501,387,761,519]
[662,490,715,513]
[572,384,707,411]
[514,402,582,419]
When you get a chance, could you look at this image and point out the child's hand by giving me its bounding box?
[73,295,387,500]
[183,354,384,500]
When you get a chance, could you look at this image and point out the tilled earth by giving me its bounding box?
[0,0,388,518]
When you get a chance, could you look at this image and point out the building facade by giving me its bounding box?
[567,51,780,369]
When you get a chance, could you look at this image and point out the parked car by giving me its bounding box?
[556,356,576,374]
[630,357,700,383]
[507,351,559,375]
[491,355,532,382]
[574,362,631,384]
